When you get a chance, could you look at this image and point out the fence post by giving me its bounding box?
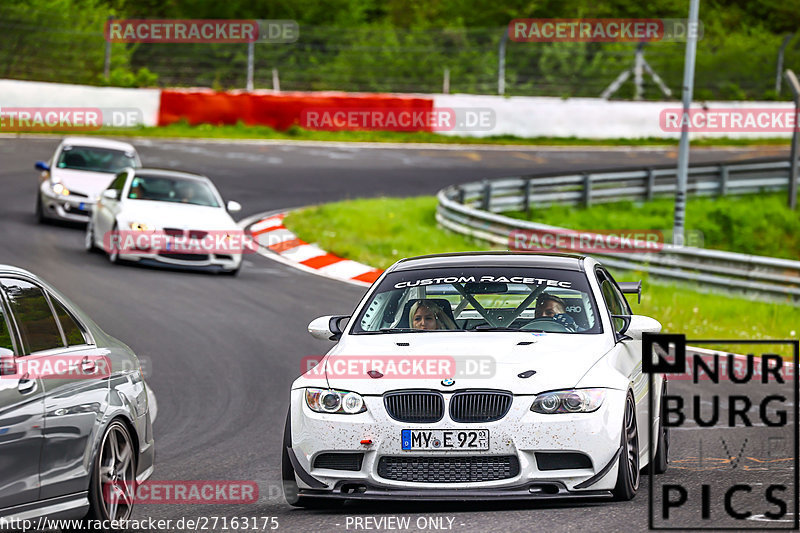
[719,164,729,196]
[443,68,450,94]
[634,43,644,101]
[272,68,280,92]
[646,168,655,201]
[246,41,255,91]
[481,180,492,211]
[523,179,532,216]
[497,29,508,95]
[776,34,795,96]
[582,173,592,208]
[458,186,466,205]
[103,15,112,80]
[785,69,800,210]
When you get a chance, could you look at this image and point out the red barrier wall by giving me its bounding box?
[158,89,435,132]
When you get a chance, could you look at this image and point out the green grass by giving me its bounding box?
[506,193,800,260]
[284,196,800,342]
[5,121,793,147]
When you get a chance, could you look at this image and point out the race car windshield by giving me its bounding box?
[57,146,136,173]
[352,267,603,334]
[126,175,221,207]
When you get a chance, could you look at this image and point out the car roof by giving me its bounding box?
[0,265,36,278]
[60,137,137,152]
[390,251,587,272]
[132,168,211,182]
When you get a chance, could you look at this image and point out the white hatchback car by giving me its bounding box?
[283,252,668,506]
[35,137,140,223]
[85,168,244,275]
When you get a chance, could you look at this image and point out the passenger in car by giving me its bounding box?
[409,300,457,331]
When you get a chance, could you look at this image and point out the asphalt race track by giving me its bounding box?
[1,137,796,532]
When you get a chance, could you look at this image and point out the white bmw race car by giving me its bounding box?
[283,252,668,506]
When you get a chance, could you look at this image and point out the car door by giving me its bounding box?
[595,267,650,456]
[37,292,110,499]
[0,280,48,510]
[95,170,127,237]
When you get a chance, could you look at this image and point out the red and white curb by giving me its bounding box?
[244,212,383,287]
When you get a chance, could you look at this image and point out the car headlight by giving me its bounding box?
[531,388,606,414]
[305,388,367,414]
[51,182,70,196]
[129,222,150,231]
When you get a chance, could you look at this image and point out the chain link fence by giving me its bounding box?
[2,15,800,100]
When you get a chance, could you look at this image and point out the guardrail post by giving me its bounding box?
[457,186,466,205]
[719,164,729,196]
[582,173,592,208]
[523,179,532,216]
[646,168,655,201]
[481,180,492,211]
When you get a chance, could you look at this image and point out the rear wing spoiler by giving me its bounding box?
[618,281,642,304]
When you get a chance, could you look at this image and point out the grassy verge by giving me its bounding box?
[506,193,800,260]
[284,196,800,342]
[6,121,793,147]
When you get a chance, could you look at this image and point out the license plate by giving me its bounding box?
[79,202,86,210]
[166,241,172,251]
[401,429,489,451]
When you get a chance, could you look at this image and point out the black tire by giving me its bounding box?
[35,193,45,224]
[85,220,98,253]
[108,223,120,264]
[86,420,137,523]
[612,390,640,501]
[649,381,669,475]
[281,409,343,509]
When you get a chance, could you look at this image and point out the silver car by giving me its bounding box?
[0,265,155,524]
[35,137,141,224]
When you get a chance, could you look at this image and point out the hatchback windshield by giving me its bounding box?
[127,175,220,207]
[57,146,137,173]
[352,267,602,334]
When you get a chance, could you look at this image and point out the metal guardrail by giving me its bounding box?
[436,156,800,303]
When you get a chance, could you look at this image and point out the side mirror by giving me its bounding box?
[308,315,350,342]
[227,200,242,213]
[614,314,661,341]
[102,189,120,200]
[0,348,17,376]
[35,161,50,172]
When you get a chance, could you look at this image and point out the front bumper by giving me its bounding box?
[39,184,93,222]
[118,250,242,272]
[287,388,627,499]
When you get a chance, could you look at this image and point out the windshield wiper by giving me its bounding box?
[471,325,519,331]
[377,327,432,333]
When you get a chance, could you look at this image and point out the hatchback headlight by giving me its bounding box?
[129,222,150,231]
[305,388,367,414]
[52,182,70,196]
[531,388,605,414]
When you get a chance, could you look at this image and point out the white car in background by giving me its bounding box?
[85,168,244,275]
[283,252,668,506]
[35,137,140,223]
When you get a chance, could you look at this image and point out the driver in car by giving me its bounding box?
[534,294,579,331]
[410,300,457,331]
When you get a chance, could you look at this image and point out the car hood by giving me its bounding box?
[119,200,237,230]
[51,168,117,199]
[317,332,614,395]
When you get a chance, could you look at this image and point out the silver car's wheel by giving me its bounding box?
[88,420,137,522]
[612,391,640,500]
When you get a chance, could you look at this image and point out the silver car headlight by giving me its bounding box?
[305,388,367,414]
[128,222,151,231]
[531,388,606,414]
[51,182,70,196]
